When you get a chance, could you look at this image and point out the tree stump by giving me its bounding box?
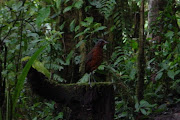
[27,67,115,120]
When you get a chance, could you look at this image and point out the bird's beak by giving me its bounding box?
[104,41,108,44]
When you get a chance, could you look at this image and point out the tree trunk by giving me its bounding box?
[136,0,145,101]
[27,67,115,120]
[0,41,5,120]
[147,0,160,39]
[78,8,86,77]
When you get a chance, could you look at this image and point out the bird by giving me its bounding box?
[85,39,108,84]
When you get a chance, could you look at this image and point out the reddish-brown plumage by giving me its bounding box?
[85,39,108,73]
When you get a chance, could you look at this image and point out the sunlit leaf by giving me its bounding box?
[33,61,50,79]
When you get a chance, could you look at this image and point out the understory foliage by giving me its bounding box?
[0,0,179,119]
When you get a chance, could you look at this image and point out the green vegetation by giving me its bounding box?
[0,0,179,119]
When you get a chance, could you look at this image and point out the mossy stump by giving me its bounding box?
[27,67,115,120]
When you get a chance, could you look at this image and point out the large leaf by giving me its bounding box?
[93,26,107,32]
[165,31,174,39]
[155,72,163,80]
[78,73,89,83]
[70,19,76,32]
[167,70,175,80]
[36,7,50,28]
[56,0,62,9]
[140,100,151,107]
[85,17,94,24]
[63,6,72,13]
[140,109,147,115]
[65,50,74,65]
[33,61,50,79]
[12,45,47,115]
[74,0,84,9]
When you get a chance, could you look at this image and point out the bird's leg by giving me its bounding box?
[88,71,96,87]
[88,72,92,86]
[92,71,96,82]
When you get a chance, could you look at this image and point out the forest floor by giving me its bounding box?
[152,103,180,120]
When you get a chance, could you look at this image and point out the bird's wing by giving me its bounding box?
[85,48,96,73]
[85,48,95,64]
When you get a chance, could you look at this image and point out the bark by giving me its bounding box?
[0,43,3,107]
[147,0,160,39]
[136,0,145,101]
[0,42,5,120]
[78,8,86,76]
[147,0,162,84]
[57,2,80,83]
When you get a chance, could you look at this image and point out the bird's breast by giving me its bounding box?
[85,46,104,73]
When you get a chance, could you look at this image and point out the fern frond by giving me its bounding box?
[89,0,116,19]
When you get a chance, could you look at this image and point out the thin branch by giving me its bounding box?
[2,0,26,42]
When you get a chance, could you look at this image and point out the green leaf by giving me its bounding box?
[36,7,50,28]
[165,31,174,39]
[140,100,150,107]
[162,61,169,70]
[135,102,139,112]
[74,0,84,9]
[98,65,105,70]
[84,27,90,33]
[175,70,180,76]
[85,17,94,24]
[93,26,107,32]
[168,70,175,80]
[56,0,62,9]
[140,109,147,115]
[78,73,89,83]
[75,25,80,32]
[129,68,136,80]
[59,21,66,30]
[155,85,162,94]
[80,21,89,27]
[155,72,163,80]
[76,40,85,48]
[65,0,70,3]
[12,45,47,115]
[55,112,63,119]
[65,50,74,65]
[33,61,50,79]
[12,1,23,11]
[32,117,37,120]
[70,19,76,32]
[75,32,85,38]
[131,40,138,49]
[63,6,72,13]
